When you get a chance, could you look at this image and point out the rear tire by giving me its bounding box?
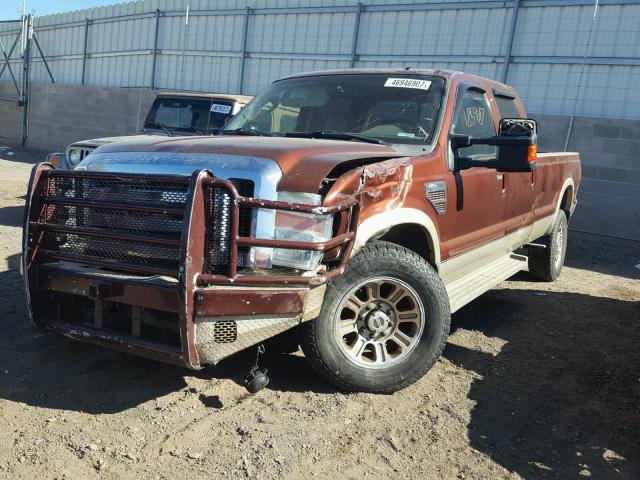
[528,212,568,282]
[301,241,450,393]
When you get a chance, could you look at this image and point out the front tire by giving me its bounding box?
[301,241,450,393]
[528,211,568,281]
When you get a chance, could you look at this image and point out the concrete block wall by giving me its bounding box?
[537,114,640,241]
[24,83,158,152]
[0,82,23,145]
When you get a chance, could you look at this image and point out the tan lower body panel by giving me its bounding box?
[441,215,555,313]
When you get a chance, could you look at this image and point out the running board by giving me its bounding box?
[445,253,528,313]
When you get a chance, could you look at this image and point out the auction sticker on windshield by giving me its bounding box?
[384,78,431,90]
[211,104,232,114]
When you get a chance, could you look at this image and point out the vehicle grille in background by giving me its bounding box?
[39,174,189,275]
[203,179,254,275]
[78,147,95,161]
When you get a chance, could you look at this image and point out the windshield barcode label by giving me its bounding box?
[211,104,232,114]
[384,78,431,90]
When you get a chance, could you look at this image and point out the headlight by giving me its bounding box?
[68,148,82,165]
[270,192,334,271]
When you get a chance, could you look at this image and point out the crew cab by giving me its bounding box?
[23,69,580,393]
[48,92,253,169]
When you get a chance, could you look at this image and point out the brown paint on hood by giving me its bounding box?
[96,135,405,192]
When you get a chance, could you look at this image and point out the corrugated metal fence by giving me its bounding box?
[0,0,639,119]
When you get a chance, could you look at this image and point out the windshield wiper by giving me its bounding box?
[220,127,273,137]
[185,125,207,135]
[146,123,174,137]
[285,130,387,145]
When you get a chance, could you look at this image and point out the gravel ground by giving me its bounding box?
[0,148,638,480]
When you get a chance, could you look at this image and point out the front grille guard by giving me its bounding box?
[23,164,359,368]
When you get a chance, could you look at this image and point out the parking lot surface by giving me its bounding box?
[0,150,638,479]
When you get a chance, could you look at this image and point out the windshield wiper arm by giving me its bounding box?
[220,127,273,137]
[186,125,207,135]
[146,123,174,137]
[286,130,387,145]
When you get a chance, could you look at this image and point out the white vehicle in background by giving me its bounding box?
[47,92,253,169]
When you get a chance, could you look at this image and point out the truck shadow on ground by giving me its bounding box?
[564,231,640,280]
[444,288,640,480]
[0,253,328,415]
[1,252,638,478]
[0,204,25,228]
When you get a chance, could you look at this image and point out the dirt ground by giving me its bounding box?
[0,148,638,480]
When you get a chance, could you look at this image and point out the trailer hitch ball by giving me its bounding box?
[243,344,270,394]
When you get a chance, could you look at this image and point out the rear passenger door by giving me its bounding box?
[492,90,536,242]
[440,84,507,257]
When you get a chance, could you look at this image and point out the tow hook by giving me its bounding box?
[243,344,270,394]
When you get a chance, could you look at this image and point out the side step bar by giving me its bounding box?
[446,253,528,313]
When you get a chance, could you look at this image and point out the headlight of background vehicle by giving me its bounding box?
[270,192,334,271]
[68,148,82,165]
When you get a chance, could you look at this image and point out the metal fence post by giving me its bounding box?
[150,9,161,89]
[239,7,251,94]
[21,15,32,146]
[502,0,521,83]
[81,18,90,85]
[350,3,363,68]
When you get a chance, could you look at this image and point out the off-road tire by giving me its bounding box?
[528,212,568,282]
[300,241,450,393]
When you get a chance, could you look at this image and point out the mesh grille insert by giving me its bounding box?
[41,174,189,275]
[204,179,254,275]
[38,173,254,277]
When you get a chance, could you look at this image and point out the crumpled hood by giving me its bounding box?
[88,135,405,192]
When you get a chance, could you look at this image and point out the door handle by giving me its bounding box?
[497,173,506,197]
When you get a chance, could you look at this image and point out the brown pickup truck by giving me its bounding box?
[22,69,581,393]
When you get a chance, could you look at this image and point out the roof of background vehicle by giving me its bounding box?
[155,92,254,103]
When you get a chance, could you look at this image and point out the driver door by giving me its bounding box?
[439,84,507,259]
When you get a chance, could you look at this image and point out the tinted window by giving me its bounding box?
[451,88,497,159]
[495,94,521,120]
[224,74,446,145]
[145,98,234,134]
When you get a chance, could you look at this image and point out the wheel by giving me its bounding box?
[528,211,568,282]
[301,241,450,393]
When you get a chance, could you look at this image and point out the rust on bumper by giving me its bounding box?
[22,164,359,368]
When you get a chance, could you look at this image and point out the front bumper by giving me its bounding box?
[23,164,358,368]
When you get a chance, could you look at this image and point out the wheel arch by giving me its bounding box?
[353,208,441,269]
[545,177,575,235]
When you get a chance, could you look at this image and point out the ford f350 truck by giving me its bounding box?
[23,69,580,393]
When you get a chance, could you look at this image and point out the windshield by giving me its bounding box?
[223,74,446,145]
[144,97,235,135]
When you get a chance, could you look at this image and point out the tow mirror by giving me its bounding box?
[452,118,537,172]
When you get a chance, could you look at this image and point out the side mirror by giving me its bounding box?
[451,118,537,172]
[495,118,537,172]
[450,134,472,151]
